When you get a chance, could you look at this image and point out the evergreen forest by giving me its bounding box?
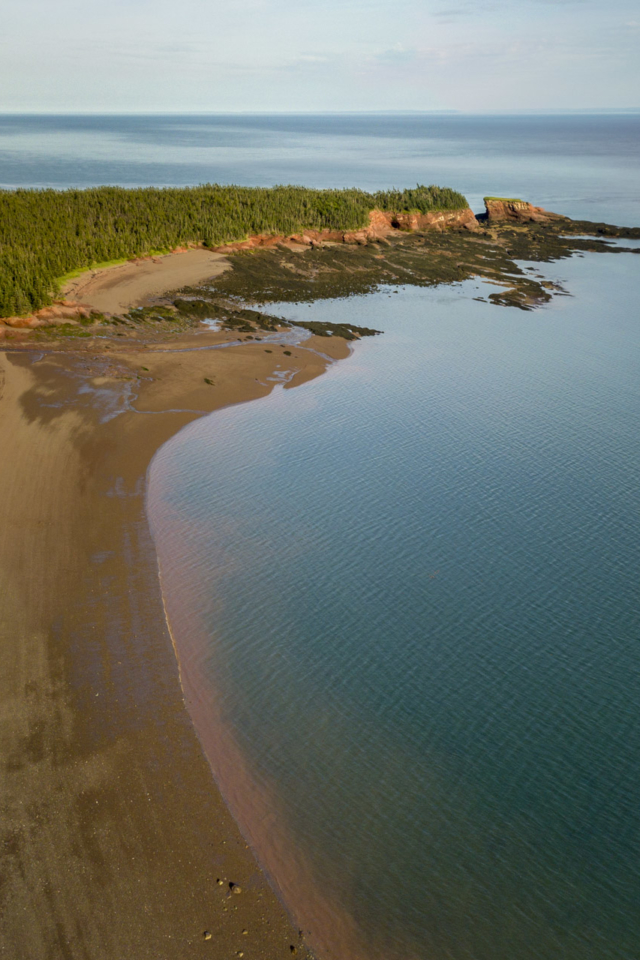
[0,183,467,316]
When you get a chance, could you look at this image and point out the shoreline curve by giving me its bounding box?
[0,317,351,959]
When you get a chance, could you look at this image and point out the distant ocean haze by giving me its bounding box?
[1,113,639,225]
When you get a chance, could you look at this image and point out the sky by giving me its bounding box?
[1,0,639,113]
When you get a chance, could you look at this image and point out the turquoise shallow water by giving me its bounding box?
[148,247,640,960]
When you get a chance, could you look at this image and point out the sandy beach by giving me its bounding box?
[0,319,349,959]
[61,248,232,315]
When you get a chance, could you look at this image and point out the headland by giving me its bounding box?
[1,188,639,959]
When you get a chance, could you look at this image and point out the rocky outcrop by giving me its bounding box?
[1,302,94,329]
[213,207,478,254]
[482,199,562,224]
[212,225,371,253]
[389,208,479,232]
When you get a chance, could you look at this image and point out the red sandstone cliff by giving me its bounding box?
[387,208,479,232]
[482,199,562,223]
[213,207,479,254]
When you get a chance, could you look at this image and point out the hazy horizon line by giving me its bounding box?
[1,108,639,118]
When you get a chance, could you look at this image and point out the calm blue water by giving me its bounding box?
[149,242,640,958]
[1,113,639,224]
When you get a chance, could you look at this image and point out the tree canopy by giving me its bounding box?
[0,183,468,316]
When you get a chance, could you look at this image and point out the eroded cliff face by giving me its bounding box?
[388,208,479,232]
[482,199,562,223]
[213,207,479,252]
[0,302,94,330]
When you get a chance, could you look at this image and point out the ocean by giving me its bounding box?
[4,114,639,960]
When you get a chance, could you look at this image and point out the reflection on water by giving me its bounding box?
[149,249,640,960]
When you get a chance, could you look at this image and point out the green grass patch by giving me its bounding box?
[56,258,130,289]
[484,197,525,203]
[56,248,173,292]
[34,323,92,339]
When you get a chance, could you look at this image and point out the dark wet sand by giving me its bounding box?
[0,328,349,959]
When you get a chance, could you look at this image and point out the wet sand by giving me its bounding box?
[62,248,231,314]
[0,325,349,959]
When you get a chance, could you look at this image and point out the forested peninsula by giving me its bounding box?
[0,184,467,316]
